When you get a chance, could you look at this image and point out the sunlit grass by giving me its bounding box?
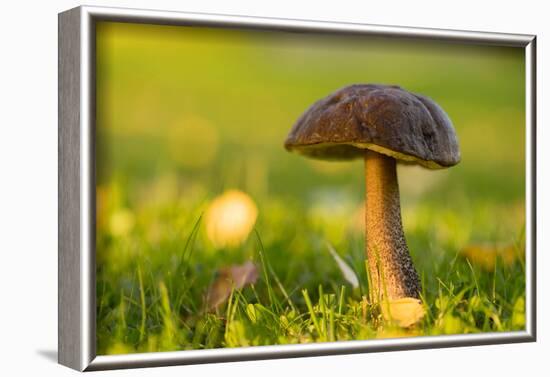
[94,21,526,355]
[96,181,526,354]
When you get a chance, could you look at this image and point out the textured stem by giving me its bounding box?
[365,150,421,301]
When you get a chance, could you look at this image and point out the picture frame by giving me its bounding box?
[58,5,537,371]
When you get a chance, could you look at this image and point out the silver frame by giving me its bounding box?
[58,5,537,372]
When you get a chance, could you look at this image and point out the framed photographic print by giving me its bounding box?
[58,5,536,371]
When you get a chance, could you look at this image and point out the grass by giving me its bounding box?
[94,21,527,355]
[96,184,526,354]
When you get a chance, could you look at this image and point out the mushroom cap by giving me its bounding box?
[284,84,460,169]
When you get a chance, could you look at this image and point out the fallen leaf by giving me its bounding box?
[381,297,425,328]
[326,243,359,288]
[460,243,520,271]
[206,261,259,310]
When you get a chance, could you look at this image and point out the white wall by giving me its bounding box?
[0,0,546,375]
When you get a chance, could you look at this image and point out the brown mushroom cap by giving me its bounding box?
[284,84,460,169]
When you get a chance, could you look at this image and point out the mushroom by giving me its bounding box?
[284,84,460,301]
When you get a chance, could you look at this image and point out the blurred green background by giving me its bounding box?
[96,22,525,203]
[95,21,525,354]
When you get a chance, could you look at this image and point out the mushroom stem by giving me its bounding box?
[365,150,421,302]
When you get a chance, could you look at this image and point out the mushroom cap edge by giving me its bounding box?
[284,84,461,169]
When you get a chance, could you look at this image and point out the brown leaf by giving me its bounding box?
[206,261,259,310]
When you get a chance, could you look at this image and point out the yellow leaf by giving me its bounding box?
[381,297,425,328]
[460,243,520,271]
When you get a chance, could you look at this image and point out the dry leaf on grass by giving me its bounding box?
[460,243,519,271]
[381,297,425,328]
[206,261,259,310]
